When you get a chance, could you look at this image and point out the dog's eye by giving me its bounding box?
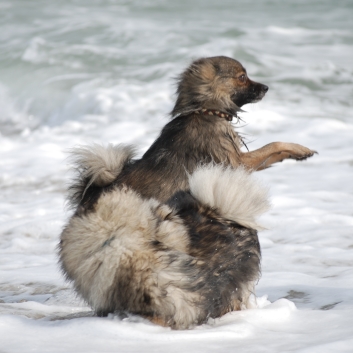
[238,74,246,83]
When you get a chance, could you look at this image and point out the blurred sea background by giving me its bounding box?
[1,1,353,352]
[1,0,352,135]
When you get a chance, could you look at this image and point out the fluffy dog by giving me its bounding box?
[60,150,269,329]
[59,56,316,329]
[71,56,316,209]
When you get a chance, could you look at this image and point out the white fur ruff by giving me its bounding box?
[189,164,270,230]
[69,143,135,186]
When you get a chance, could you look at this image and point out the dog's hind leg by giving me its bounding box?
[240,142,317,171]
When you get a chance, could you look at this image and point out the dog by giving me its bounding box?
[59,56,316,329]
[69,56,316,209]
[60,158,269,329]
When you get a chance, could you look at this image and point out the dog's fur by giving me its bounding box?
[59,56,316,329]
[70,56,316,209]
[60,154,269,329]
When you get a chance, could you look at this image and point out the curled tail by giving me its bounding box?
[189,164,270,230]
[67,144,135,209]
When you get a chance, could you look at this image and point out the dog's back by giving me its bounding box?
[60,144,269,328]
[113,113,242,202]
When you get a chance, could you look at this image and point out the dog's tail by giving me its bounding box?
[67,144,136,209]
[189,164,270,230]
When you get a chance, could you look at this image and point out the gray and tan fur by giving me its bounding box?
[73,56,316,210]
[59,56,316,328]
[59,145,269,329]
[67,144,135,209]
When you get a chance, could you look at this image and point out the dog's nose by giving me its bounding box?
[262,85,269,92]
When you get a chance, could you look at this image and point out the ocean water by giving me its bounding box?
[1,0,353,352]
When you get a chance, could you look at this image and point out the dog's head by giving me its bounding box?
[171,56,268,117]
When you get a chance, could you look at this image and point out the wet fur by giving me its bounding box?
[72,56,316,209]
[59,56,316,329]
[60,161,268,329]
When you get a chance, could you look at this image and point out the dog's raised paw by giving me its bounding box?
[286,144,317,161]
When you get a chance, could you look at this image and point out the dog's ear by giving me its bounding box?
[212,62,222,75]
[187,58,218,80]
[194,59,216,83]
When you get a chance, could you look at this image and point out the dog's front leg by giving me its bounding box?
[240,142,317,171]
